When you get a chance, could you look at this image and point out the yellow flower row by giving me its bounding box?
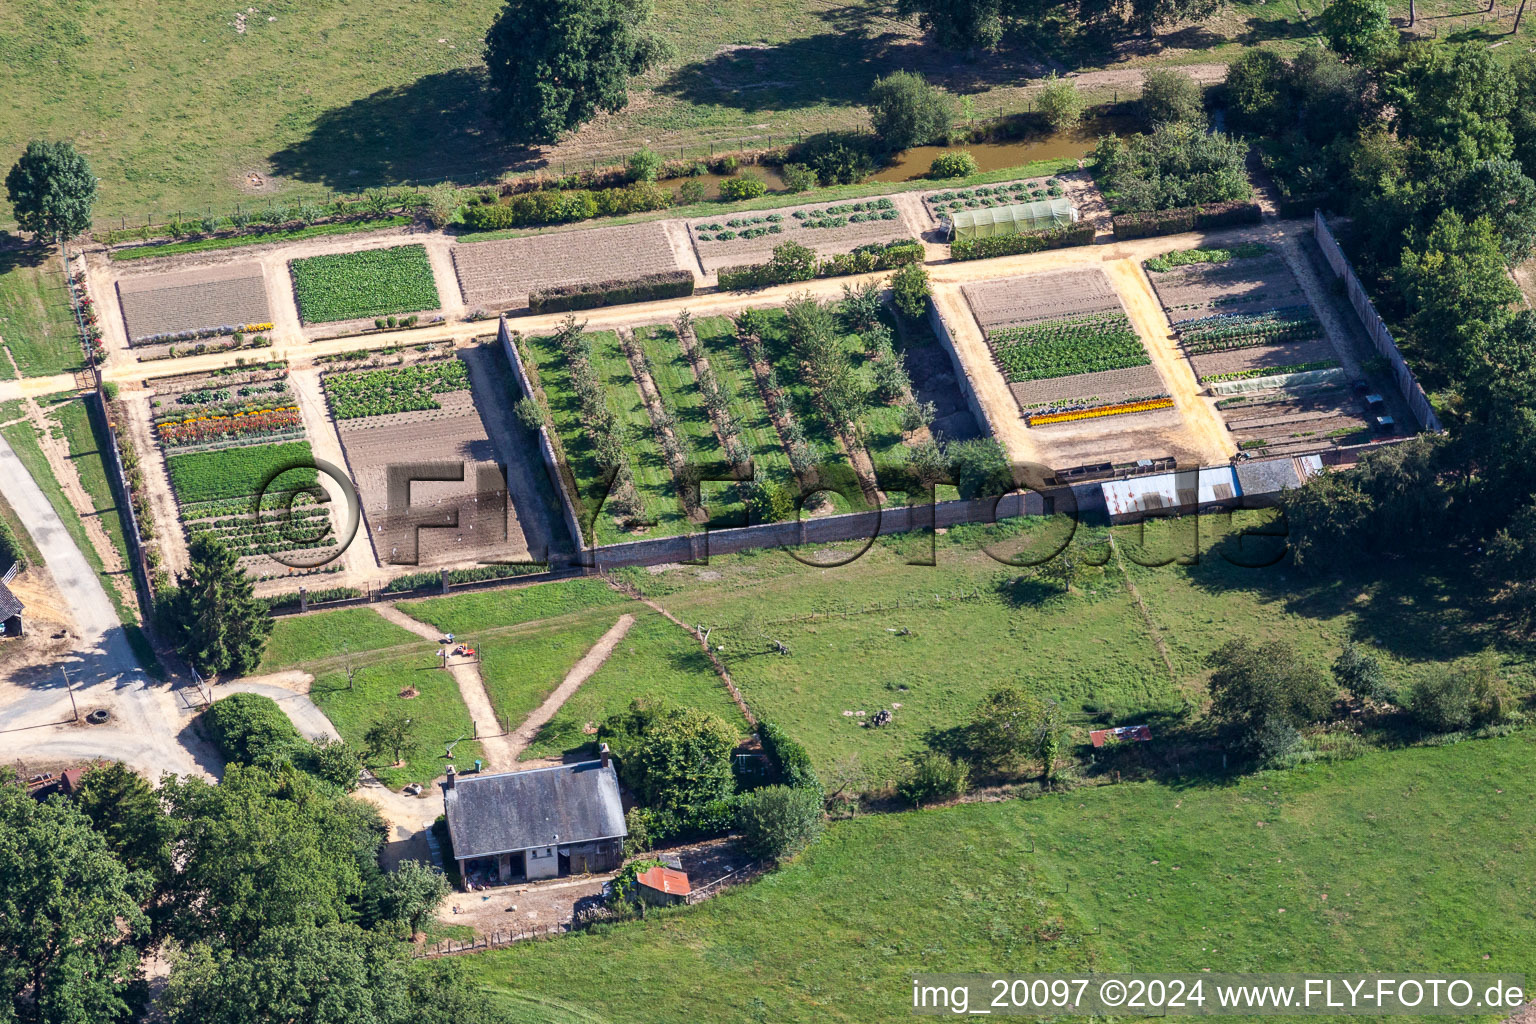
[162,406,299,429]
[242,322,275,332]
[1028,397,1174,426]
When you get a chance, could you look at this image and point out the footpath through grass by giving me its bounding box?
[259,607,431,672]
[472,732,1536,1022]
[0,248,82,378]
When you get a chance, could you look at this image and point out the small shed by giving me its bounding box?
[636,865,692,907]
[0,582,23,638]
[947,198,1077,241]
[442,756,626,889]
[1089,724,1152,748]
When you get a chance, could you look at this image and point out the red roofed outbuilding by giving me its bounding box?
[636,865,691,907]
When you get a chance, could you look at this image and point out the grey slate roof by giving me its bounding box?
[0,582,22,621]
[443,760,625,860]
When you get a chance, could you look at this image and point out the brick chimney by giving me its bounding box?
[445,764,456,789]
[599,743,611,770]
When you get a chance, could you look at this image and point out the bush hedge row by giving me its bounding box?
[757,721,822,795]
[461,183,672,231]
[949,222,1096,261]
[528,271,696,314]
[1110,200,1263,240]
[717,239,922,290]
[0,518,27,574]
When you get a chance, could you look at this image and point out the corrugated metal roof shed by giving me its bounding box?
[443,760,626,860]
[0,582,22,621]
[637,865,692,896]
[1101,466,1240,521]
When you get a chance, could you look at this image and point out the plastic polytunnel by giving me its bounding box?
[946,198,1078,240]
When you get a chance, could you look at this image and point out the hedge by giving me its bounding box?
[262,586,364,612]
[528,270,695,314]
[949,222,1095,261]
[758,720,822,795]
[1110,200,1263,240]
[717,240,923,290]
[204,692,301,764]
[460,183,671,232]
[0,517,27,574]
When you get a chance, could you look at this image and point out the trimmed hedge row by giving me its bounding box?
[1110,201,1263,240]
[528,270,696,314]
[717,239,922,291]
[949,222,1096,261]
[461,183,672,231]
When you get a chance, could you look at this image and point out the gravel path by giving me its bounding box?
[218,678,339,741]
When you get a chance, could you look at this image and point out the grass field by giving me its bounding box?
[3,0,1531,231]
[693,315,797,499]
[258,607,430,672]
[471,731,1536,1022]
[0,248,81,378]
[521,611,750,759]
[309,650,483,788]
[476,616,622,736]
[112,217,411,261]
[399,578,630,635]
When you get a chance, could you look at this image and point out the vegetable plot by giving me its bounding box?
[988,312,1151,382]
[165,440,319,504]
[1175,306,1322,354]
[322,360,470,419]
[289,245,440,323]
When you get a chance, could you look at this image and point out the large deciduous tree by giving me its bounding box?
[896,0,1006,51]
[484,0,667,144]
[0,772,148,1024]
[867,72,956,150]
[1207,640,1336,763]
[1319,0,1395,63]
[162,535,273,678]
[5,140,97,239]
[1398,211,1521,360]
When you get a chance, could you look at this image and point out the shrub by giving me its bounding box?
[423,182,460,228]
[676,179,707,204]
[950,222,1095,259]
[299,738,364,791]
[718,172,768,201]
[0,517,28,573]
[889,262,931,319]
[1036,74,1082,132]
[527,269,694,313]
[746,482,797,522]
[204,693,300,765]
[897,751,970,807]
[735,786,825,862]
[717,239,919,290]
[780,162,817,192]
[1409,658,1513,733]
[600,699,737,814]
[1333,642,1393,704]
[947,437,1010,498]
[1140,68,1206,127]
[867,71,956,150]
[101,381,120,401]
[929,150,978,178]
[627,146,662,183]
[1094,122,1250,213]
[514,396,545,431]
[757,721,821,794]
[798,132,876,186]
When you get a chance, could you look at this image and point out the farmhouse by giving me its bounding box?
[442,755,626,888]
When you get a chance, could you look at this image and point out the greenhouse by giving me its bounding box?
[945,198,1078,240]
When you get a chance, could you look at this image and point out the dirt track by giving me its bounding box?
[506,614,635,762]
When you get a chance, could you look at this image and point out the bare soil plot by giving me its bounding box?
[451,223,681,311]
[963,268,1121,329]
[334,389,513,568]
[1188,338,1337,381]
[116,263,270,343]
[687,196,912,273]
[1007,364,1166,412]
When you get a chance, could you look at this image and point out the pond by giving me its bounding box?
[871,114,1140,182]
[657,165,788,201]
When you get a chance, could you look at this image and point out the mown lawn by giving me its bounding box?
[521,611,750,760]
[399,577,629,635]
[0,248,81,378]
[692,315,797,501]
[258,607,429,672]
[309,650,482,788]
[473,732,1536,1023]
[588,329,690,536]
[477,616,621,736]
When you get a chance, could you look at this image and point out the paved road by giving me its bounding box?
[0,433,216,780]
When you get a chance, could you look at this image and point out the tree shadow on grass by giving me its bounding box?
[1184,528,1524,665]
[0,242,53,274]
[267,69,536,192]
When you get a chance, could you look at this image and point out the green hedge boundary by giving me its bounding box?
[717,239,922,290]
[1110,201,1263,240]
[949,222,1096,261]
[527,271,695,314]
